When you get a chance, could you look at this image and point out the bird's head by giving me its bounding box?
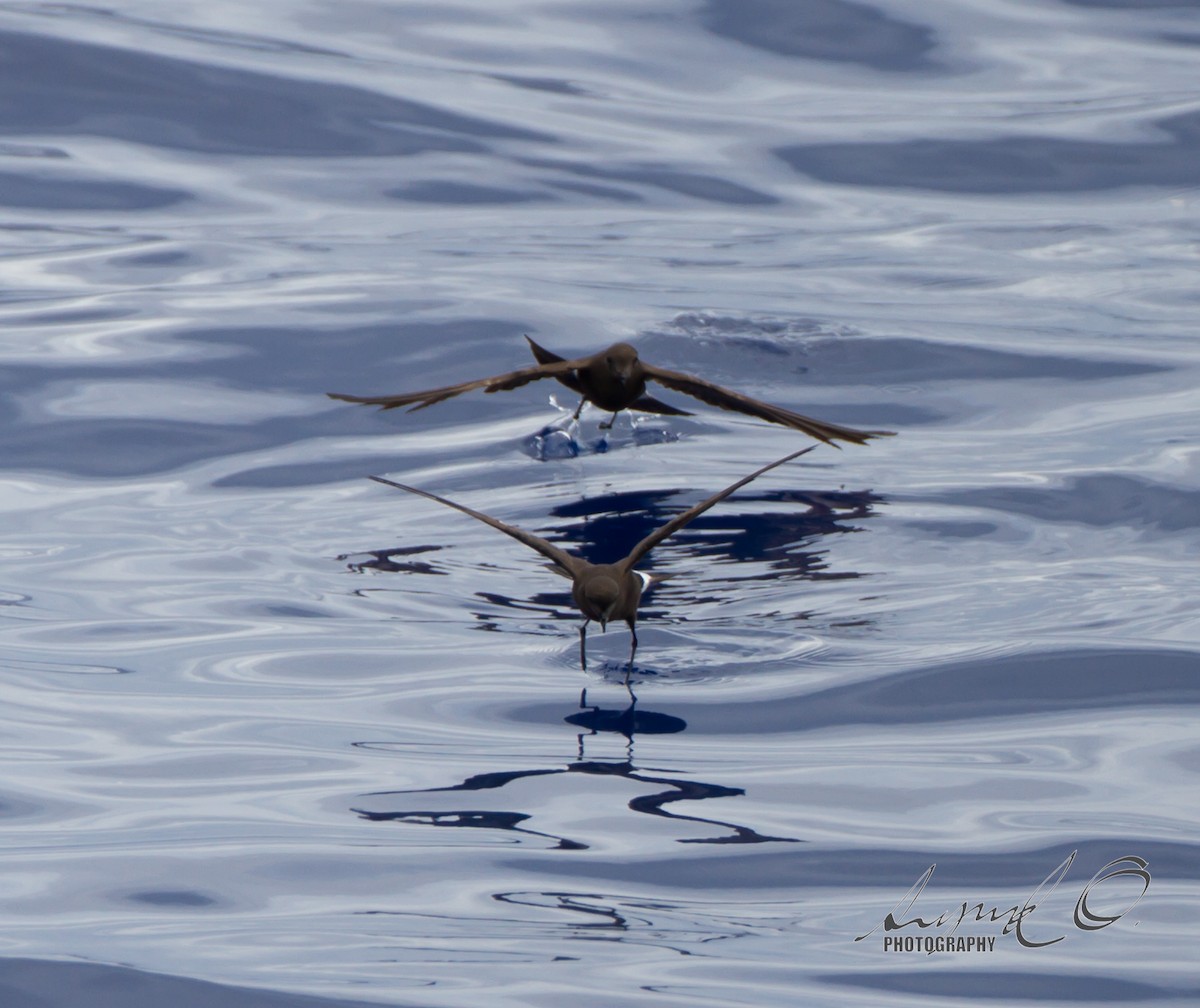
[603,343,639,385]
[583,575,621,631]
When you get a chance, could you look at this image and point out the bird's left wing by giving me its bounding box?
[368,476,581,577]
[329,357,586,413]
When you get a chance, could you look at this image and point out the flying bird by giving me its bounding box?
[367,445,815,673]
[330,336,893,447]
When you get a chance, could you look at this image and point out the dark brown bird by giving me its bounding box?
[330,336,893,446]
[367,445,814,673]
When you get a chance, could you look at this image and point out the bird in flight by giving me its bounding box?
[367,445,815,674]
[330,336,893,447]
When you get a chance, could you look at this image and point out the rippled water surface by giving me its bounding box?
[2,1,1198,1005]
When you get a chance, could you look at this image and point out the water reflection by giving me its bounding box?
[349,485,881,645]
[354,690,794,849]
[339,545,447,576]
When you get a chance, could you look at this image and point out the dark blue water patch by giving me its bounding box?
[0,958,411,1008]
[0,30,551,158]
[514,648,1200,733]
[831,647,1197,730]
[511,838,1200,889]
[491,74,591,96]
[2,659,134,676]
[0,795,42,820]
[747,647,1200,729]
[541,179,645,202]
[902,519,1001,539]
[215,457,446,490]
[0,141,69,158]
[700,0,939,72]
[192,318,530,392]
[250,604,336,619]
[0,170,187,211]
[0,419,299,479]
[919,475,1200,534]
[1059,0,1200,7]
[0,302,133,326]
[646,325,1168,385]
[115,249,196,268]
[385,180,549,203]
[2,406,455,481]
[819,971,1199,1002]
[126,889,217,907]
[57,5,349,56]
[517,158,779,205]
[0,319,536,479]
[775,110,1200,193]
[565,697,687,737]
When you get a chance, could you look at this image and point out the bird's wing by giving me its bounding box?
[641,363,894,446]
[329,356,587,412]
[524,334,567,365]
[524,335,584,394]
[368,476,582,577]
[619,446,816,571]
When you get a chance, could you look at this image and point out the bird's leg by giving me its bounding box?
[572,396,587,420]
[579,620,589,671]
[598,411,620,430]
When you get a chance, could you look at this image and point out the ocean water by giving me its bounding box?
[1,1,1198,1006]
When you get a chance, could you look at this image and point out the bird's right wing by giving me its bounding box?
[619,446,816,571]
[368,476,582,577]
[329,356,587,412]
[642,363,893,445]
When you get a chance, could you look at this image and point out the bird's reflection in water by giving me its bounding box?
[549,485,882,574]
[345,481,883,642]
[460,485,883,635]
[353,689,797,849]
